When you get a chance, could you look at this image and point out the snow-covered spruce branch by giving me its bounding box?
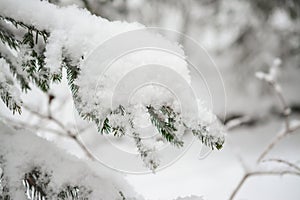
[146,105,184,147]
[132,132,160,172]
[99,104,224,169]
[0,0,225,171]
[0,123,138,199]
[229,59,300,200]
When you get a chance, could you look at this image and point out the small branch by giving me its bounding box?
[229,173,249,200]
[229,169,300,200]
[230,60,300,199]
[22,104,97,161]
[268,81,290,130]
[225,115,253,131]
[257,122,300,163]
[69,134,96,161]
[262,158,300,172]
[254,61,298,163]
[3,117,67,137]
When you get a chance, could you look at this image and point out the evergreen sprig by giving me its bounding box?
[0,29,20,50]
[0,53,31,92]
[100,105,126,137]
[132,132,159,171]
[119,191,127,200]
[63,55,80,95]
[0,15,54,112]
[22,167,92,200]
[147,105,184,147]
[0,15,49,43]
[0,158,11,200]
[192,126,224,150]
[57,185,91,200]
[0,84,22,114]
[101,118,111,134]
[22,167,50,200]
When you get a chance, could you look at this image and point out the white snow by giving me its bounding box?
[0,121,141,199]
[0,58,22,108]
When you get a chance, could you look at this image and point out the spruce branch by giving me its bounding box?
[58,186,80,200]
[0,15,49,43]
[101,117,111,134]
[100,105,127,137]
[118,191,127,200]
[132,132,160,172]
[0,58,22,114]
[0,163,11,200]
[22,167,91,200]
[0,50,31,92]
[22,167,50,200]
[63,54,80,95]
[57,185,91,200]
[147,105,184,147]
[191,126,224,150]
[0,29,20,50]
[0,83,22,114]
[0,15,55,112]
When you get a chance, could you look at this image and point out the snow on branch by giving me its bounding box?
[0,122,139,199]
[0,0,225,171]
[0,58,22,114]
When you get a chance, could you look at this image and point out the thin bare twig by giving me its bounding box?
[229,170,300,200]
[3,117,67,137]
[257,122,300,163]
[255,62,298,163]
[268,81,290,130]
[229,60,300,199]
[22,104,96,161]
[262,158,300,172]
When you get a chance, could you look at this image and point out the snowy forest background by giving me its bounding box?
[0,0,300,199]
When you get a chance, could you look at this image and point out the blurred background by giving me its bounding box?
[1,0,300,199]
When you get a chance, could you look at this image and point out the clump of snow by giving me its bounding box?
[44,30,65,74]
[0,121,141,199]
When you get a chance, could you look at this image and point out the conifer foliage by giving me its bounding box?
[0,0,225,172]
